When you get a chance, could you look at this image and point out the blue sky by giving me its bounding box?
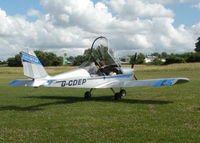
[0,0,200,59]
[0,0,43,15]
[167,2,200,27]
[0,0,199,27]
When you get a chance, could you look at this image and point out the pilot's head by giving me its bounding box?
[99,61,106,68]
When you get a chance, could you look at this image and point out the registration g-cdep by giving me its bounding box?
[61,79,87,87]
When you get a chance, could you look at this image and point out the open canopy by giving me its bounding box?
[89,36,121,67]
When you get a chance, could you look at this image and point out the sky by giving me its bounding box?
[0,0,200,60]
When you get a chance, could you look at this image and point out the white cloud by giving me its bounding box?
[27,9,41,17]
[193,2,200,8]
[40,0,115,33]
[109,0,174,19]
[180,0,200,3]
[0,0,199,60]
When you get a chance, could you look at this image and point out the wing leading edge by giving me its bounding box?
[102,78,190,88]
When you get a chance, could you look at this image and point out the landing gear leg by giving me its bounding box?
[84,88,93,99]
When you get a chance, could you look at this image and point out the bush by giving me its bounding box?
[186,52,200,62]
[151,58,164,65]
[165,56,185,64]
[73,55,87,66]
[7,54,22,67]
[0,60,7,65]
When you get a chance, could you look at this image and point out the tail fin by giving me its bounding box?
[21,49,48,79]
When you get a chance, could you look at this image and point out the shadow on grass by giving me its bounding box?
[0,95,173,112]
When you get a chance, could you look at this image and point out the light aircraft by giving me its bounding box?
[9,36,189,100]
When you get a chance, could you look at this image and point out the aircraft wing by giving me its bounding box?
[9,78,189,89]
[99,78,190,88]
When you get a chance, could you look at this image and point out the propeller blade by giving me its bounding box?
[131,53,137,69]
[131,53,138,80]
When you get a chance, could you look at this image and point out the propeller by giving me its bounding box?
[131,53,137,69]
[130,53,138,80]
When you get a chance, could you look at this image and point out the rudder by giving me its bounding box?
[21,49,48,79]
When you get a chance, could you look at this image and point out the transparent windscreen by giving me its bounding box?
[91,37,121,67]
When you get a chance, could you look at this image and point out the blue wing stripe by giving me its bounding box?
[152,79,175,86]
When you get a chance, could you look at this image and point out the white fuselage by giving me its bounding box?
[37,67,134,88]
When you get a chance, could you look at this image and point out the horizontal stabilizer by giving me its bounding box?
[9,79,33,87]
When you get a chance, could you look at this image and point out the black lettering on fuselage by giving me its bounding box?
[68,80,73,86]
[61,81,66,87]
[82,79,86,85]
[61,79,87,87]
[78,79,82,85]
[73,80,77,86]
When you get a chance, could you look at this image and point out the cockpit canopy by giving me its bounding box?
[90,36,120,66]
[80,36,122,76]
[81,36,121,66]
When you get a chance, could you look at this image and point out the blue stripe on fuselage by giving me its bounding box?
[87,74,133,80]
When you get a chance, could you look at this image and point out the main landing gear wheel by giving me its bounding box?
[120,89,126,96]
[84,91,91,99]
[114,92,122,100]
[112,88,127,100]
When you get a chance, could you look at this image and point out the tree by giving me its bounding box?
[136,53,145,64]
[151,58,164,65]
[53,56,63,66]
[7,54,22,67]
[161,52,168,58]
[129,53,145,65]
[165,56,185,64]
[73,55,87,66]
[186,52,200,62]
[195,37,200,52]
[0,60,7,65]
[151,52,161,58]
[32,51,63,66]
[7,51,63,67]
[84,46,115,65]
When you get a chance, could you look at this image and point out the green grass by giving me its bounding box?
[0,64,200,143]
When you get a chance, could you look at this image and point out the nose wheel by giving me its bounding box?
[84,91,91,99]
[84,88,93,99]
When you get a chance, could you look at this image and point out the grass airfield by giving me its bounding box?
[0,63,200,143]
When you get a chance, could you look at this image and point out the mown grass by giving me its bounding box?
[0,64,200,143]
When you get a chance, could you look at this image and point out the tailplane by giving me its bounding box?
[21,49,48,79]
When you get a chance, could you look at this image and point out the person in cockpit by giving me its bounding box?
[97,61,117,76]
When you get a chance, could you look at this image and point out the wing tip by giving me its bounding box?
[175,78,190,84]
[8,80,18,86]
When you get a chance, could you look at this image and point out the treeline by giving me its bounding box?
[1,51,63,67]
[129,52,200,65]
[1,51,200,67]
[133,37,200,65]
[1,37,200,66]
[0,60,7,65]
[71,37,200,66]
